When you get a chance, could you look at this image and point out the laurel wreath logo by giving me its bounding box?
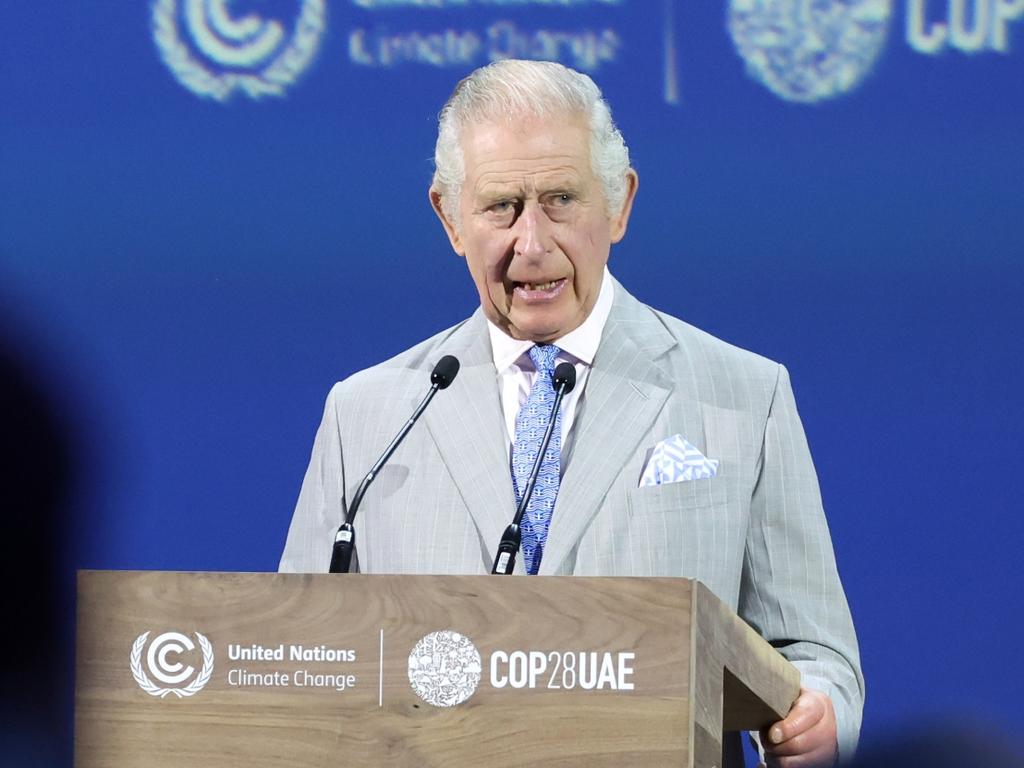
[130,631,215,698]
[151,0,327,102]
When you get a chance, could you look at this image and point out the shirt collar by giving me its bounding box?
[487,267,615,373]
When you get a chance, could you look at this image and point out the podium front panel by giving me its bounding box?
[76,571,695,767]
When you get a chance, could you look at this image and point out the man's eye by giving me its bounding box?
[548,194,574,206]
[487,201,515,215]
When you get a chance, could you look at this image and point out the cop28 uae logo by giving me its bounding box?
[407,630,482,708]
[728,0,892,103]
[151,0,327,102]
[130,631,214,698]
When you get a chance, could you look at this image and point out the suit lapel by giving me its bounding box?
[540,285,678,575]
[421,312,519,569]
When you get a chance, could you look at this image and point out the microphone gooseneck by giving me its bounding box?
[491,360,576,575]
[329,355,461,573]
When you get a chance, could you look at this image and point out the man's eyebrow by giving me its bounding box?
[473,185,523,203]
[534,173,584,193]
[540,181,583,195]
[475,174,582,198]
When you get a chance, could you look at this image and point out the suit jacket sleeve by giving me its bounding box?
[739,364,864,760]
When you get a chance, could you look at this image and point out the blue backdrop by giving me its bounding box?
[2,1,1022,762]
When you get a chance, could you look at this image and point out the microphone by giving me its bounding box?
[491,360,576,575]
[329,355,460,573]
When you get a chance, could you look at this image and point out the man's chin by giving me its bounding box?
[506,316,578,344]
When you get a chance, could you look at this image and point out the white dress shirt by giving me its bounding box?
[487,268,615,458]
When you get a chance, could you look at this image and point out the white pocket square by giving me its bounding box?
[639,434,719,487]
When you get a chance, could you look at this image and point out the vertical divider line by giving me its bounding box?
[379,628,384,707]
[664,0,680,105]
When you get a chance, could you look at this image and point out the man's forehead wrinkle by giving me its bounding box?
[470,153,582,173]
[471,160,584,196]
[463,119,589,160]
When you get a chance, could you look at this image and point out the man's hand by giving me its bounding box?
[759,687,838,768]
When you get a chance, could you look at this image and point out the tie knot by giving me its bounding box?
[528,344,561,376]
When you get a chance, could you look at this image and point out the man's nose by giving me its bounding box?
[512,202,552,261]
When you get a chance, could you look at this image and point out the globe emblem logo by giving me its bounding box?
[728,0,892,103]
[407,630,482,708]
[130,631,214,698]
[151,0,327,102]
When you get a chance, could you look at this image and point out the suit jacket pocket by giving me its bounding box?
[627,476,730,518]
[616,475,744,589]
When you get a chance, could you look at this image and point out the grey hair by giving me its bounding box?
[432,59,631,228]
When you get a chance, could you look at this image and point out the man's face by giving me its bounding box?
[431,114,637,343]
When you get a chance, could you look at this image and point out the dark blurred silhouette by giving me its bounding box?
[1,305,76,766]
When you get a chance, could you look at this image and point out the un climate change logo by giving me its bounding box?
[407,630,482,708]
[130,631,214,698]
[152,0,327,102]
[728,0,892,103]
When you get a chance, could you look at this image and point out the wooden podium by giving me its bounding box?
[76,571,799,767]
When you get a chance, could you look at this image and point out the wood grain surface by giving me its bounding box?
[75,571,797,767]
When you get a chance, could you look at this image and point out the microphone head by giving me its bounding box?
[553,362,577,394]
[430,355,460,389]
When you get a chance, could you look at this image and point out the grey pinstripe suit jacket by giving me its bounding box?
[280,280,864,758]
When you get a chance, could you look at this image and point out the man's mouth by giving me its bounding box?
[520,279,561,291]
[512,278,568,301]
[512,278,567,299]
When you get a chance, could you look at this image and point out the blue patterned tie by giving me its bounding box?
[511,344,563,575]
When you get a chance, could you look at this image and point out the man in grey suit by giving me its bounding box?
[281,59,863,767]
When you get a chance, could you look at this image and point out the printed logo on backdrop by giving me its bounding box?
[407,630,482,707]
[130,631,214,698]
[345,0,682,103]
[907,0,1024,54]
[151,0,327,101]
[728,0,893,103]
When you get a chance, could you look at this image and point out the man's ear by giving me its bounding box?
[608,169,639,244]
[429,186,465,256]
